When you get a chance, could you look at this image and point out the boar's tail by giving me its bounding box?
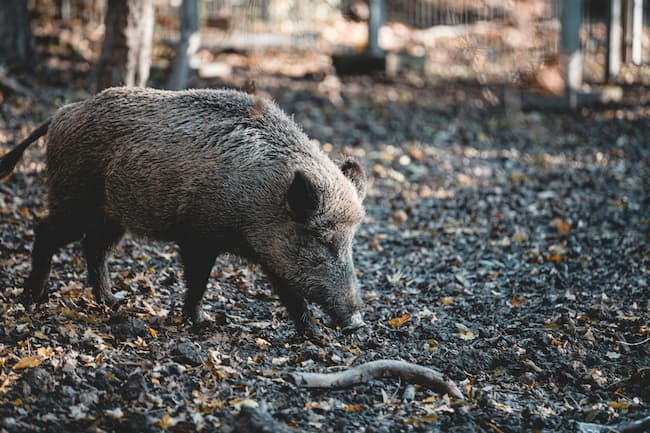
[0,119,51,179]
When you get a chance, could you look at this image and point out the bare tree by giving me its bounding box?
[168,0,200,90]
[0,0,35,67]
[95,0,154,91]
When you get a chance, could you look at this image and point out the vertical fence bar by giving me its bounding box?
[368,0,384,55]
[561,0,583,107]
[632,0,643,64]
[607,0,623,81]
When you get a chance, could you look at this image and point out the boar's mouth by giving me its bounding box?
[265,272,363,331]
[302,285,365,331]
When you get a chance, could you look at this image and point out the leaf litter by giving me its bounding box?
[0,47,649,433]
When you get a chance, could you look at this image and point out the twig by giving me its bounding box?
[616,415,650,433]
[618,337,650,347]
[288,359,463,399]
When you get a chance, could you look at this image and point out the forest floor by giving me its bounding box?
[1,49,649,433]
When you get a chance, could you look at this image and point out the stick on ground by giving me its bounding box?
[288,359,463,399]
[617,415,650,433]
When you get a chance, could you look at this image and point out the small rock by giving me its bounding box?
[111,316,149,340]
[93,368,116,391]
[119,413,157,433]
[121,373,148,400]
[27,367,56,393]
[163,362,186,376]
[402,384,416,402]
[174,341,206,366]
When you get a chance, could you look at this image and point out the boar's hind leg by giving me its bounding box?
[23,216,85,306]
[82,218,124,306]
[179,244,217,325]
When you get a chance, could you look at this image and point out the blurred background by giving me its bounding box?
[4,0,650,96]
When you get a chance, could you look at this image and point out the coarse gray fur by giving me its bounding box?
[0,87,368,336]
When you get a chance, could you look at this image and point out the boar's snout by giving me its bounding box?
[341,311,366,334]
[328,278,365,333]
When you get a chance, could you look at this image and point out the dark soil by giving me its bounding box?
[1,64,649,433]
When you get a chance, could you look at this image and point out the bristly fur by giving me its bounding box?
[12,87,368,335]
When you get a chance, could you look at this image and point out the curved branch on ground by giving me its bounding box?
[288,359,463,399]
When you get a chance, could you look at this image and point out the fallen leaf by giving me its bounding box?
[508,294,527,307]
[13,356,43,370]
[546,253,565,264]
[392,210,408,227]
[403,415,438,426]
[608,401,630,410]
[105,408,124,419]
[441,296,455,305]
[488,422,504,433]
[345,404,363,412]
[551,218,571,234]
[255,338,271,348]
[457,324,476,340]
[388,313,411,328]
[159,412,178,429]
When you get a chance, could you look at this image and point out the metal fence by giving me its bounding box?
[26,0,650,85]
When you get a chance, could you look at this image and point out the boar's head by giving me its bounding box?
[252,158,367,332]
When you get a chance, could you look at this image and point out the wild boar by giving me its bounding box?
[0,87,368,337]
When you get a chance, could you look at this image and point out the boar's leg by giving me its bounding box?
[275,285,322,338]
[23,216,85,305]
[82,218,124,306]
[179,244,217,325]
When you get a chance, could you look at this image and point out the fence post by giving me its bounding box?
[606,0,623,81]
[561,0,583,107]
[632,0,643,65]
[368,0,385,56]
[167,0,200,90]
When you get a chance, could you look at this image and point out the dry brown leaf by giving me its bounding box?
[392,210,408,227]
[545,252,565,264]
[441,296,455,305]
[551,218,571,234]
[508,294,527,307]
[457,324,476,340]
[13,356,43,370]
[388,313,411,328]
[345,404,364,412]
[608,401,631,410]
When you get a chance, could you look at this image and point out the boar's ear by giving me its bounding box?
[288,170,320,223]
[340,158,367,201]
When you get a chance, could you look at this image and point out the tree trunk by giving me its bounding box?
[0,0,35,67]
[96,0,154,92]
[167,0,200,90]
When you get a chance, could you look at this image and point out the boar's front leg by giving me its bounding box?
[274,284,322,338]
[82,217,124,306]
[179,244,217,325]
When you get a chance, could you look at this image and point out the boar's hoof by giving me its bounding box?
[297,321,323,341]
[99,293,119,308]
[21,285,48,308]
[183,307,211,329]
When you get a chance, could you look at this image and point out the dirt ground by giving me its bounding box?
[1,52,649,432]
